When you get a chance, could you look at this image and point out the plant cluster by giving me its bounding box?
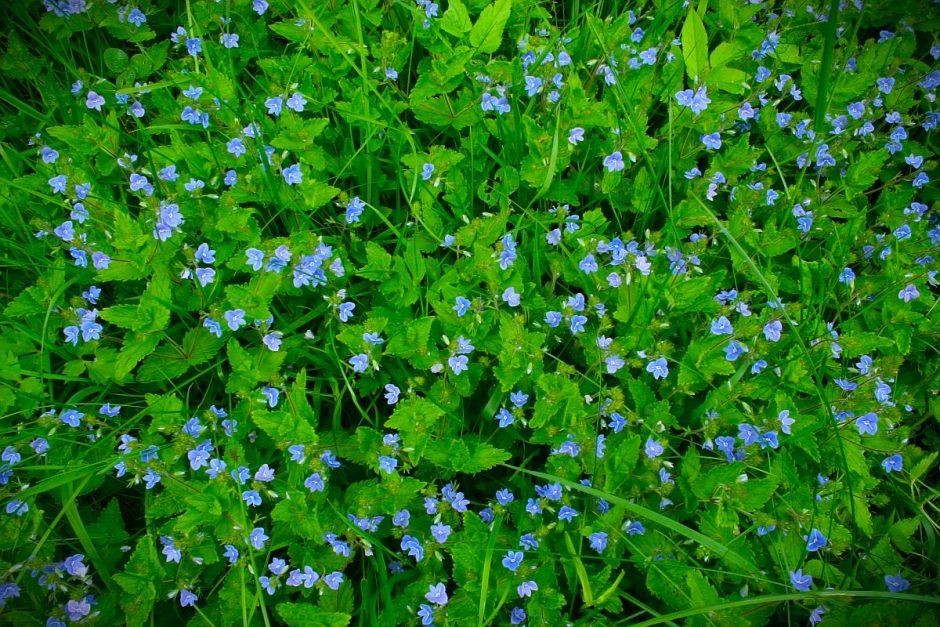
[0,0,938,625]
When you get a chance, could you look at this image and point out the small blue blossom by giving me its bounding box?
[805,528,828,552]
[647,357,669,380]
[502,551,523,573]
[603,150,625,172]
[790,569,813,592]
[882,453,903,473]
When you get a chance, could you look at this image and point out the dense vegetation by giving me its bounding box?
[0,0,938,625]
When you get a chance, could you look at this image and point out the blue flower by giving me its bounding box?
[509,390,528,408]
[425,582,448,606]
[517,580,538,598]
[568,127,585,144]
[898,284,920,302]
[805,528,828,552]
[495,407,514,428]
[85,91,105,111]
[763,320,783,342]
[510,607,527,625]
[701,132,722,150]
[261,387,279,408]
[304,472,324,492]
[378,456,398,474]
[286,92,306,112]
[417,604,435,626]
[262,332,283,351]
[249,527,269,550]
[624,520,645,535]
[143,467,161,489]
[186,37,202,57]
[194,267,215,286]
[723,340,748,361]
[569,314,587,334]
[92,252,110,269]
[430,523,451,543]
[579,254,598,273]
[452,296,471,317]
[523,75,543,97]
[710,316,733,335]
[265,96,283,117]
[224,309,246,331]
[349,353,369,373]
[885,573,910,593]
[644,437,664,459]
[675,85,710,115]
[502,287,521,307]
[589,532,608,553]
[324,572,344,590]
[338,301,355,322]
[502,551,523,572]
[283,163,302,185]
[401,535,425,562]
[221,33,239,48]
[882,453,903,473]
[603,150,625,172]
[789,569,813,592]
[60,409,84,427]
[855,412,878,436]
[346,197,365,224]
[605,354,624,374]
[646,357,669,380]
[447,355,469,375]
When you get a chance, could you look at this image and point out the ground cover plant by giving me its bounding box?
[0,0,938,624]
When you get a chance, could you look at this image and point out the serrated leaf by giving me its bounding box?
[99,304,141,329]
[441,0,472,37]
[385,397,444,461]
[469,0,511,55]
[908,452,937,482]
[425,437,471,472]
[115,332,160,379]
[179,326,224,367]
[300,179,340,210]
[889,518,920,553]
[845,150,889,195]
[463,440,511,472]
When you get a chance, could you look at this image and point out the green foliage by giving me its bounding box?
[0,0,938,626]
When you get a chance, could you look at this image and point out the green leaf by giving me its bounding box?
[469,0,512,55]
[276,603,351,627]
[681,9,709,80]
[115,332,160,379]
[844,150,888,196]
[300,179,340,210]
[441,0,472,37]
[272,496,321,540]
[99,304,142,329]
[425,437,471,472]
[103,47,129,73]
[359,242,393,281]
[180,326,224,367]
[386,317,434,361]
[463,440,511,472]
[385,397,444,461]
[254,408,317,444]
[889,518,920,553]
[115,536,162,627]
